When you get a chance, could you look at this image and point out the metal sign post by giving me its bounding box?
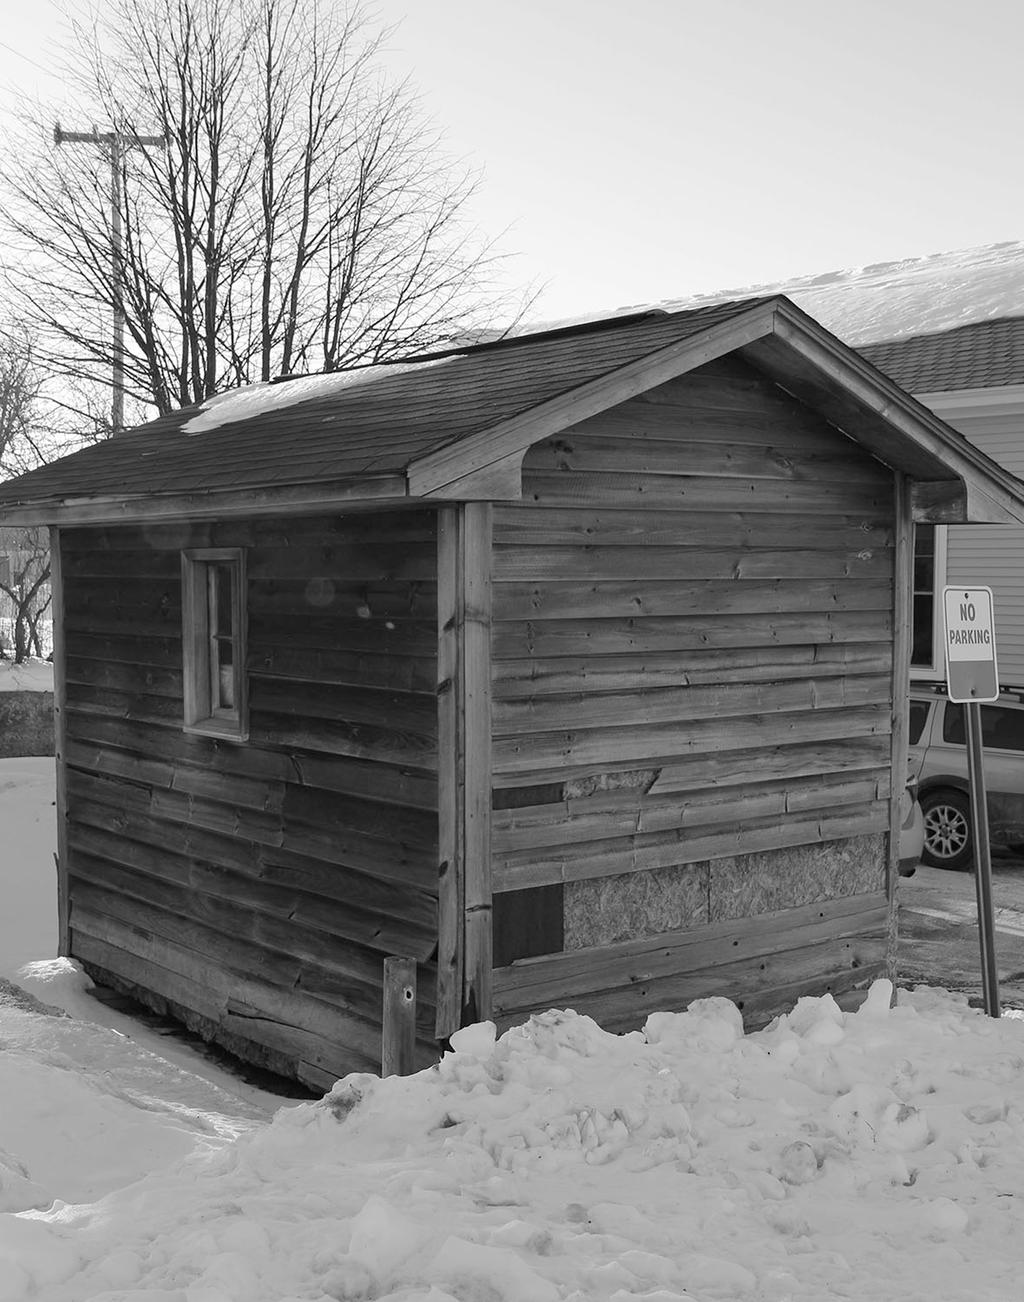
[942,586,1000,1017]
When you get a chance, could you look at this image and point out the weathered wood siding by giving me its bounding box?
[59,511,439,1090]
[491,356,895,1030]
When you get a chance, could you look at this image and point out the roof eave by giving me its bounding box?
[0,473,410,527]
[751,301,1024,527]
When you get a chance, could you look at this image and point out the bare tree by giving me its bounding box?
[0,331,43,474]
[1,0,524,423]
[0,528,51,664]
[0,335,52,663]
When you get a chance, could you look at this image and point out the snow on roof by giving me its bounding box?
[517,241,1024,349]
[181,357,449,435]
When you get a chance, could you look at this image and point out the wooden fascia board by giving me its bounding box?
[406,303,781,497]
[911,480,968,524]
[423,449,525,501]
[965,480,1024,525]
[0,474,409,527]
[771,306,1024,527]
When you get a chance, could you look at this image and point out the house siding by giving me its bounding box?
[931,406,1024,686]
[59,511,439,1090]
[489,356,895,1031]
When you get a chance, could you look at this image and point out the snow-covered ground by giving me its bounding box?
[0,659,53,694]
[4,760,1024,1301]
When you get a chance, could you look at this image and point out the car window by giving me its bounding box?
[942,702,1024,752]
[908,700,931,745]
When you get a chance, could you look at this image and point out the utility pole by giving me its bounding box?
[54,123,166,432]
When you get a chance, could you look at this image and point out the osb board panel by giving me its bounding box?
[560,833,885,949]
[708,833,886,922]
[564,861,709,950]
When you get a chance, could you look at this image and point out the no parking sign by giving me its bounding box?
[942,586,999,704]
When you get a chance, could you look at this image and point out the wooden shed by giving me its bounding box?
[3,297,1024,1090]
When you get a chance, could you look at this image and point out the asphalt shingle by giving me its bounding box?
[860,316,1024,394]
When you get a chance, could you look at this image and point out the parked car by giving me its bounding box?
[899,777,924,877]
[907,685,1024,870]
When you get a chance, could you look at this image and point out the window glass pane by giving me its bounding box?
[942,703,965,745]
[911,525,937,669]
[908,700,930,745]
[913,554,934,590]
[912,595,934,666]
[215,563,234,637]
[941,703,1024,751]
[205,561,238,712]
[981,705,1024,751]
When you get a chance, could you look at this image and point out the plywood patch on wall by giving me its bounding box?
[563,768,659,799]
[708,833,886,923]
[564,861,709,949]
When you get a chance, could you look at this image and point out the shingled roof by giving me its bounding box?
[3,294,1024,527]
[0,299,765,510]
[860,316,1024,394]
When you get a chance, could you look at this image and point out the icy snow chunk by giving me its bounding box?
[925,1196,970,1233]
[448,1021,497,1057]
[644,997,745,1051]
[680,1253,757,1296]
[347,1194,435,1278]
[0,1145,50,1212]
[322,1072,378,1122]
[429,1235,560,1302]
[876,1102,931,1153]
[859,978,895,1018]
[783,993,846,1044]
[774,1140,819,1185]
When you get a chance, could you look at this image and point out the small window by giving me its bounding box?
[181,549,247,739]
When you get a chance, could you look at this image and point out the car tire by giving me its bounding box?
[920,788,973,872]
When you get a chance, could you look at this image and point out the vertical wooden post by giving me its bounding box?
[434,503,493,1039]
[382,956,417,1076]
[435,507,464,1038]
[48,525,70,956]
[461,503,493,1025]
[886,474,913,987]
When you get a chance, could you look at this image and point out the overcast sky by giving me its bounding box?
[2,0,1021,320]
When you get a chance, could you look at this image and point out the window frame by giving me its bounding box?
[910,523,948,680]
[181,547,248,740]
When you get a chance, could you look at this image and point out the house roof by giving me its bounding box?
[3,294,1024,527]
[0,298,764,512]
[860,316,1024,394]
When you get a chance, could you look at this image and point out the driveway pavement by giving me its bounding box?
[897,854,1024,1008]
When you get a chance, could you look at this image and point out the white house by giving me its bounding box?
[860,317,1024,685]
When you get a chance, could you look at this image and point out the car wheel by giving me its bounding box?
[920,789,973,871]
